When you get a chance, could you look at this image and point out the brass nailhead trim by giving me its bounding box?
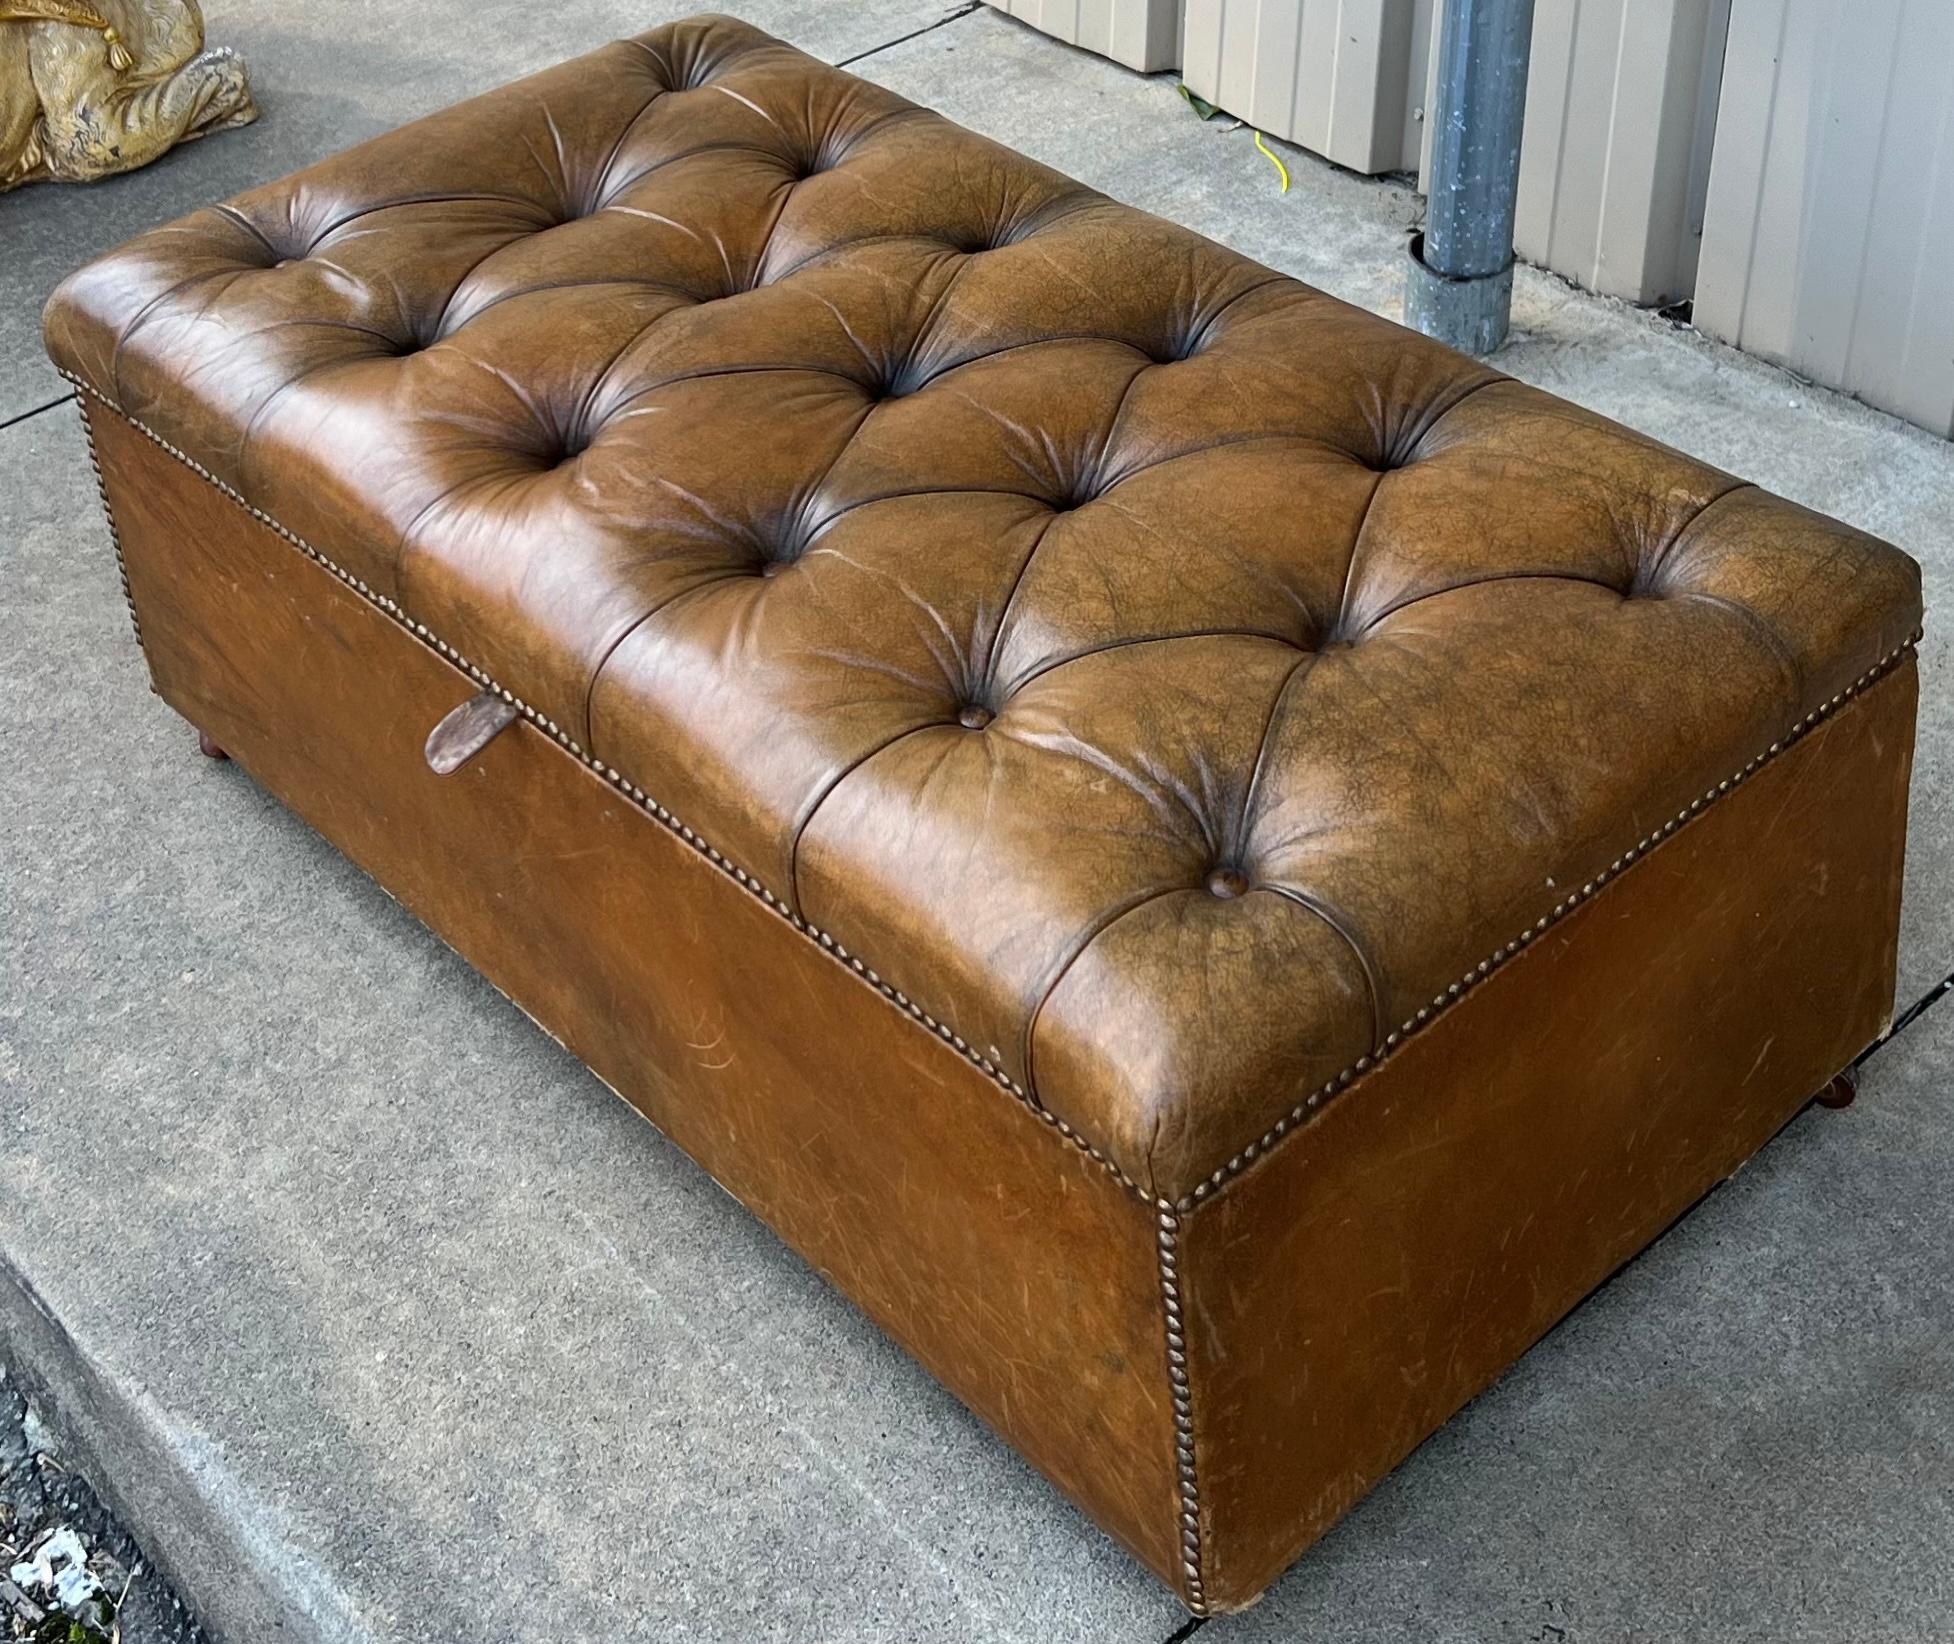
[73,392,142,651]
[1155,1202,1208,1615]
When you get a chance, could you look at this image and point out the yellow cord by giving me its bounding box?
[1252,129,1291,195]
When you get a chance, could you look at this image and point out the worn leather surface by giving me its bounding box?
[86,402,1186,1586]
[1183,658,1917,1606]
[43,15,1924,1203]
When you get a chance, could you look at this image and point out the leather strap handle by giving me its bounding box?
[425,690,518,775]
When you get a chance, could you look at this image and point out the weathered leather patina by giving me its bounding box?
[46,15,1923,1612]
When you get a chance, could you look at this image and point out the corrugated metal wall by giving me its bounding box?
[1179,0,1724,313]
[1412,1,1726,306]
[1511,0,1728,306]
[994,0,1954,438]
[1694,0,1954,437]
[1180,0,1434,175]
[983,0,1185,72]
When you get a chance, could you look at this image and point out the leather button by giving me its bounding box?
[1205,868,1249,900]
[958,705,994,730]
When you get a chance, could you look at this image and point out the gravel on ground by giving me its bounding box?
[1,1366,204,1644]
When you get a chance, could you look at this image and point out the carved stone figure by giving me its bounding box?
[1,0,256,191]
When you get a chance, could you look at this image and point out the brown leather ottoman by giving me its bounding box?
[44,15,1922,1615]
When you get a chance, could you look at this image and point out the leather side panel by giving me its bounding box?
[88,406,1187,1594]
[1181,659,1917,1609]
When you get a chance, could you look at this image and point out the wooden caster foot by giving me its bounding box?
[1815,1069,1857,1109]
[197,730,228,761]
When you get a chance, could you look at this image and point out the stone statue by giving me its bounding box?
[1,0,256,191]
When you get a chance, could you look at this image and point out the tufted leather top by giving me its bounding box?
[46,15,1922,1201]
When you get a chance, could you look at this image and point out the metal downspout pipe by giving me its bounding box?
[1404,0,1538,354]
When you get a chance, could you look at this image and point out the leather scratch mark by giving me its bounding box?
[684,1002,733,1071]
[1741,1035,1775,1086]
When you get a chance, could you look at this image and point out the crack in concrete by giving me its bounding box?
[1858,967,1954,1066]
[834,2,983,69]
[0,393,75,434]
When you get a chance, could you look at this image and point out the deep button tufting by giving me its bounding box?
[786,145,837,182]
[378,325,433,358]
[537,425,594,469]
[940,222,1018,256]
[1364,426,1433,473]
[41,12,1927,1211]
[1205,868,1250,900]
[1143,330,1203,366]
[703,269,762,300]
[1051,476,1102,513]
[224,226,293,269]
[752,529,809,576]
[869,358,931,401]
[1626,557,1670,598]
[668,50,719,92]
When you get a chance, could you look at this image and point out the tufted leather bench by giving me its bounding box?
[45,15,1923,1614]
